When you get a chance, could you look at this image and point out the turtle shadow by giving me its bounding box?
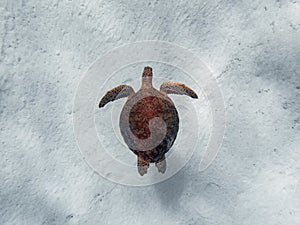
[153,166,185,210]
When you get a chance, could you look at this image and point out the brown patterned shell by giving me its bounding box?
[119,88,179,163]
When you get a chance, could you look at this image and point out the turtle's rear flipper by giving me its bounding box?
[160,82,198,99]
[99,85,135,108]
[155,159,166,174]
[137,156,149,176]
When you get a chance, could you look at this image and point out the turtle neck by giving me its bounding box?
[141,76,153,89]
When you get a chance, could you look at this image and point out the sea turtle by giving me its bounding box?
[99,67,198,176]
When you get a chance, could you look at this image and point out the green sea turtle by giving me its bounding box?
[99,67,198,176]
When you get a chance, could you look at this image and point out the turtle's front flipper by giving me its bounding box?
[99,85,135,108]
[137,156,150,176]
[160,82,198,99]
[155,158,166,174]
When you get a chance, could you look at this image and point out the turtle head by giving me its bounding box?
[141,66,153,88]
[142,66,153,77]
